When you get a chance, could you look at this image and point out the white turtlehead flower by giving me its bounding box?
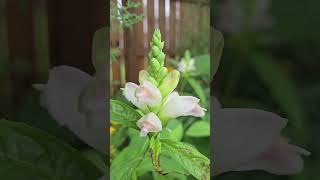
[33,66,107,153]
[177,58,196,73]
[212,96,310,175]
[123,80,162,111]
[159,92,206,119]
[136,112,162,137]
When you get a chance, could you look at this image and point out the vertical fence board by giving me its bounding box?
[110,7,121,94]
[123,0,146,83]
[48,0,106,73]
[147,0,154,47]
[159,0,165,45]
[179,1,193,54]
[169,1,176,56]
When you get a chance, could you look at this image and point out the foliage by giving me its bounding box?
[0,119,103,179]
[110,30,210,180]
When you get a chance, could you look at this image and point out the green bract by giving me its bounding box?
[147,29,169,85]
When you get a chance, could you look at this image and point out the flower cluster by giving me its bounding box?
[177,50,196,73]
[122,29,206,137]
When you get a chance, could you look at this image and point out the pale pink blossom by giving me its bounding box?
[136,113,162,137]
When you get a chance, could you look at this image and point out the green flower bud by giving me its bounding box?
[184,50,191,61]
[147,76,158,86]
[139,70,149,84]
[157,67,168,81]
[148,29,167,84]
[156,41,164,50]
[159,70,180,97]
[150,58,160,72]
[152,46,160,57]
[157,52,165,66]
[152,36,159,46]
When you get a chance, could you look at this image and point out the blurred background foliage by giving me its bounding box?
[213,0,319,179]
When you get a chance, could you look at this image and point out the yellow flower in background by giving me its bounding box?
[167,66,174,72]
[110,126,116,135]
[110,120,118,135]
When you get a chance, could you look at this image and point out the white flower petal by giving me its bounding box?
[42,66,107,152]
[235,139,310,175]
[160,96,200,119]
[213,108,287,175]
[137,113,162,136]
[163,91,179,106]
[78,76,108,113]
[183,104,206,117]
[177,60,187,72]
[135,81,162,105]
[123,82,146,110]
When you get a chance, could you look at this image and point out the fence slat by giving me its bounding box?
[169,1,176,56]
[159,0,166,45]
[48,0,106,73]
[147,0,154,47]
[123,0,146,83]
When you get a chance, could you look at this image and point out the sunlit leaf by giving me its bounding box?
[110,99,141,129]
[186,121,210,137]
[111,130,149,180]
[161,139,210,180]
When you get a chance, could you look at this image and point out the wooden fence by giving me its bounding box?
[0,0,209,116]
[110,0,209,95]
[0,0,107,118]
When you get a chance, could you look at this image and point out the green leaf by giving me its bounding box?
[187,77,207,106]
[136,155,188,178]
[186,121,210,137]
[194,54,210,78]
[212,27,224,80]
[82,149,108,173]
[0,119,103,180]
[161,139,210,180]
[110,99,141,129]
[92,27,108,73]
[160,119,183,141]
[150,136,161,169]
[111,130,149,180]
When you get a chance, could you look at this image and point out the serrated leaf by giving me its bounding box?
[110,99,141,129]
[111,130,149,180]
[161,139,210,180]
[0,119,103,180]
[212,27,224,80]
[187,77,207,106]
[186,121,210,137]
